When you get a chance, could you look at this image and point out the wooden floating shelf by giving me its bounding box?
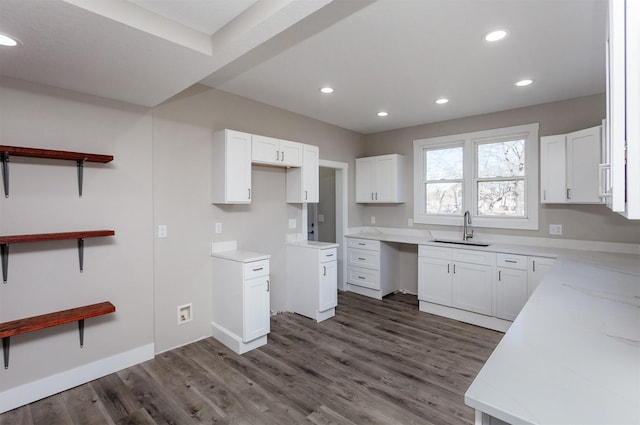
[0,301,116,369]
[0,230,115,284]
[0,145,113,197]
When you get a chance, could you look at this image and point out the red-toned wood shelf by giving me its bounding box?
[0,301,116,368]
[0,230,115,245]
[0,146,113,163]
[0,145,113,197]
[0,230,115,284]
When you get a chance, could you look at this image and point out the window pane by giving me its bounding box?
[426,182,462,214]
[477,140,525,178]
[425,146,463,180]
[477,180,524,216]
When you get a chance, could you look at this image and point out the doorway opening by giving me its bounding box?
[304,160,348,290]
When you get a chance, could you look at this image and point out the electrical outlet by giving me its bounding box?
[215,222,222,234]
[177,303,192,325]
[158,225,167,238]
[408,218,414,227]
[288,218,296,229]
[549,224,563,235]
[318,214,325,223]
[370,216,376,224]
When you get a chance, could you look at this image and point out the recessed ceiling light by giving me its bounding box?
[377,111,389,117]
[484,29,508,42]
[515,79,533,87]
[435,98,449,104]
[319,87,334,94]
[0,33,19,47]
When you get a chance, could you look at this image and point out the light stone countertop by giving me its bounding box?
[210,249,270,263]
[286,240,340,249]
[346,231,640,424]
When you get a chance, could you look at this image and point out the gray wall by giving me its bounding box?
[361,94,640,243]
[0,77,154,390]
[151,84,365,352]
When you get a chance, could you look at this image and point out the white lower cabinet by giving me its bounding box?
[495,254,529,321]
[452,260,494,316]
[211,252,270,354]
[346,237,397,299]
[527,256,555,297]
[418,245,560,331]
[287,242,338,322]
[418,246,495,316]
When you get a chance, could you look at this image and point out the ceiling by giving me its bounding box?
[0,0,607,134]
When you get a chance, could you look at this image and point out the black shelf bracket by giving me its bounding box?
[77,159,86,197]
[1,151,8,198]
[78,238,84,272]
[78,319,85,347]
[3,337,9,369]
[1,244,8,284]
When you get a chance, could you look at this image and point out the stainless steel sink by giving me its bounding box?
[431,239,490,247]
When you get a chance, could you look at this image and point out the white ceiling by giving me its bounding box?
[0,0,607,134]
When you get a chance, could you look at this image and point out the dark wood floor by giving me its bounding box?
[1,292,503,425]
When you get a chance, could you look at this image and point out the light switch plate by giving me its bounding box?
[318,214,325,222]
[215,223,222,234]
[288,218,296,229]
[158,225,167,238]
[370,216,376,224]
[408,218,414,227]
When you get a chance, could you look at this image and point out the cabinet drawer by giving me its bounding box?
[243,260,270,280]
[347,266,380,290]
[452,249,495,266]
[319,248,337,263]
[347,238,380,251]
[496,253,527,270]
[418,245,451,259]
[347,248,380,270]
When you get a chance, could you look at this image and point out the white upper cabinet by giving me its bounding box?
[604,0,640,218]
[355,154,404,203]
[251,134,303,167]
[211,129,252,204]
[286,144,319,203]
[540,125,603,204]
[540,135,567,203]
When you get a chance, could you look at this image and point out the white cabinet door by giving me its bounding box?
[252,135,302,167]
[375,155,396,202]
[540,135,567,203]
[286,144,318,203]
[496,268,528,321]
[418,256,452,306]
[355,157,375,202]
[251,134,280,165]
[243,276,270,342]
[566,126,602,203]
[279,140,303,167]
[356,154,404,203]
[319,260,337,312]
[527,256,555,297]
[212,129,252,204]
[452,262,493,316]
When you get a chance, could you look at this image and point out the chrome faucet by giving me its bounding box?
[463,210,473,241]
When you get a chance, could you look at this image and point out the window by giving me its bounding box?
[413,123,539,230]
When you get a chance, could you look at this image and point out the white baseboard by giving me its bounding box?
[0,343,154,414]
[211,322,266,354]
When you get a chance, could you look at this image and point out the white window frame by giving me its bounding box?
[413,123,539,230]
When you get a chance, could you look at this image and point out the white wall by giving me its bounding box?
[0,78,154,393]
